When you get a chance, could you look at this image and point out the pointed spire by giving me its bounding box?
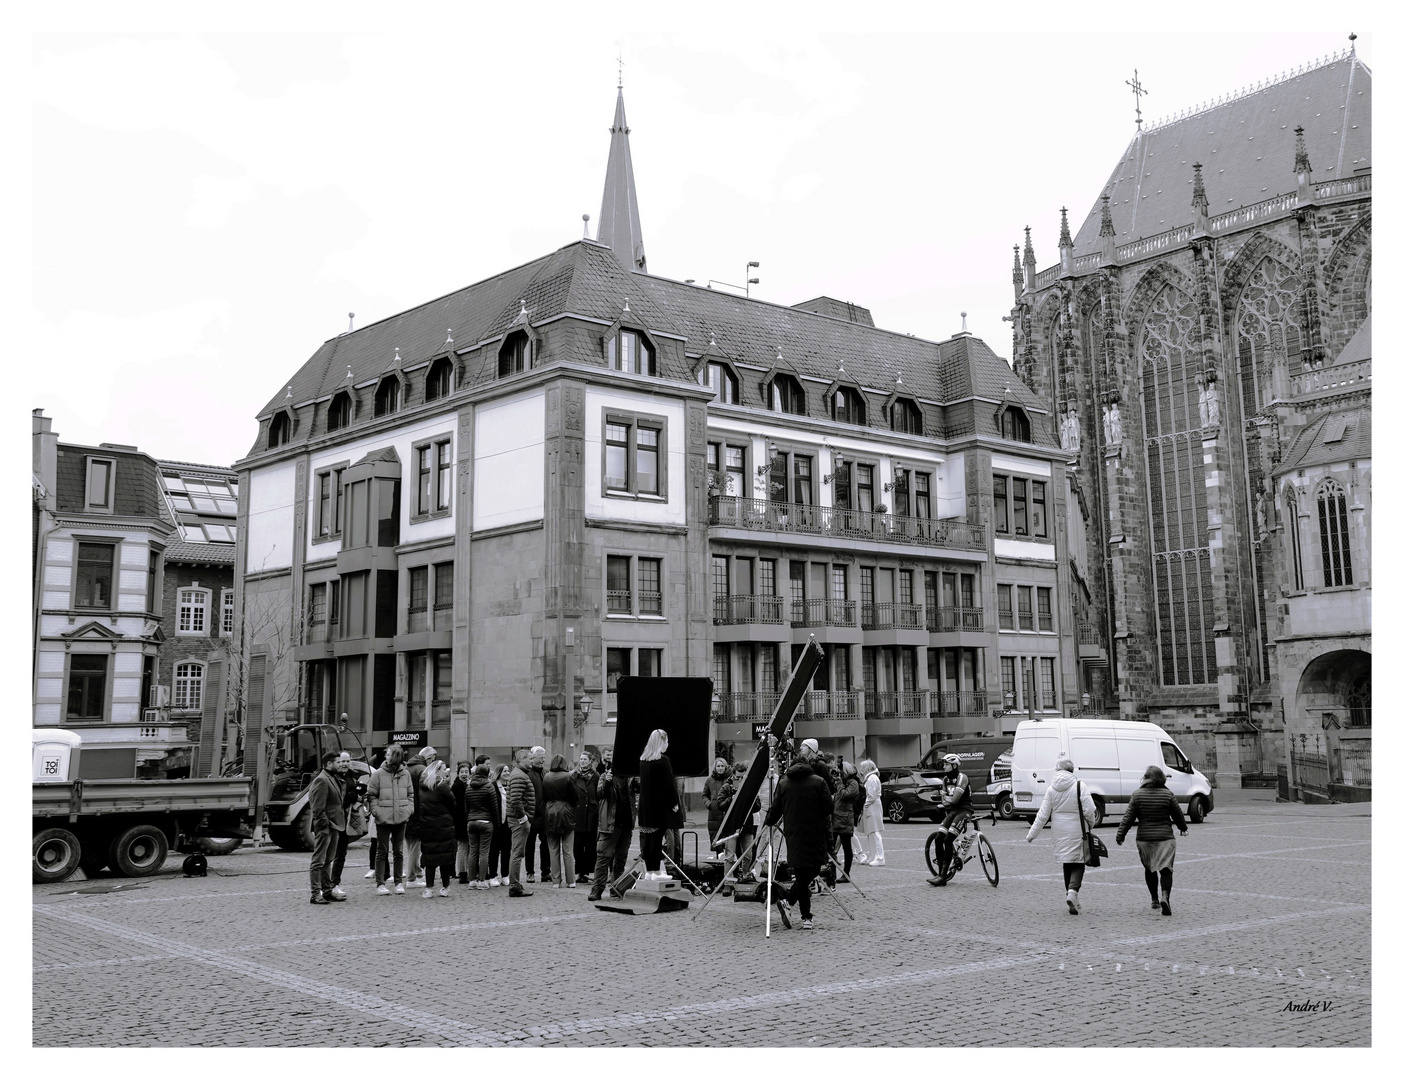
[1022,226,1036,292]
[597,87,647,273]
[1058,207,1073,250]
[1191,163,1210,233]
[1294,125,1313,177]
[1012,245,1024,297]
[1099,194,1115,238]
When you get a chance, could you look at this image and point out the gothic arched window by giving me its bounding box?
[1283,484,1304,592]
[1316,478,1353,587]
[1236,259,1303,415]
[1140,285,1214,686]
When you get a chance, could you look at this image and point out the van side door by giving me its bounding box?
[1067,731,1121,802]
[1114,735,1162,799]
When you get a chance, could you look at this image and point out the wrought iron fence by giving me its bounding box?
[931,689,989,717]
[791,597,858,628]
[709,496,984,550]
[795,689,860,720]
[861,601,923,630]
[865,690,928,719]
[1332,744,1371,788]
[927,606,984,632]
[718,691,782,721]
[1291,750,1330,795]
[713,594,785,625]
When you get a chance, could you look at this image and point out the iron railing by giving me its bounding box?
[790,597,858,627]
[1333,744,1371,787]
[865,690,928,719]
[1077,621,1102,645]
[1291,750,1330,795]
[718,691,782,721]
[407,605,429,633]
[927,605,984,632]
[796,690,861,720]
[713,594,786,625]
[709,496,985,550]
[638,591,663,616]
[931,689,989,717]
[606,589,632,615]
[861,601,924,631]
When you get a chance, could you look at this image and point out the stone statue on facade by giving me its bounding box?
[1102,402,1122,447]
[1059,406,1080,452]
[1198,377,1221,429]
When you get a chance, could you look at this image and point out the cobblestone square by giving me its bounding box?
[32,791,1369,1048]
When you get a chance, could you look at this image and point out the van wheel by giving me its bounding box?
[995,794,1015,820]
[1091,796,1105,828]
[108,825,169,877]
[1188,795,1208,824]
[33,828,83,883]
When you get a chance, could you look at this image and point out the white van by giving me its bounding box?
[1010,717,1214,827]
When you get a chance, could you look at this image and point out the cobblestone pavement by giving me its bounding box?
[33,791,1369,1047]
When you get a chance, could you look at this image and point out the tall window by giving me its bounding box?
[724,445,745,497]
[1039,657,1056,711]
[1141,286,1214,685]
[890,398,922,435]
[636,427,659,495]
[433,562,454,626]
[769,373,804,415]
[607,330,656,376]
[268,411,291,448]
[1317,479,1353,587]
[66,655,108,719]
[831,565,847,601]
[790,562,805,608]
[173,662,205,711]
[832,386,865,425]
[1011,479,1028,535]
[317,471,334,536]
[146,550,160,612]
[178,588,209,634]
[638,557,662,615]
[1030,480,1047,538]
[425,357,453,402]
[856,464,874,512]
[307,583,327,641]
[221,590,235,635]
[1284,485,1304,591]
[997,584,1014,629]
[993,476,1008,534]
[860,566,875,606]
[1017,586,1034,630]
[436,440,452,511]
[408,566,429,632]
[1000,407,1031,442]
[1237,259,1304,415]
[1037,586,1053,631]
[416,445,433,515]
[499,330,533,376]
[898,569,914,606]
[793,455,813,507]
[85,457,114,510]
[374,376,401,417]
[914,473,931,520]
[74,543,115,609]
[607,556,631,614]
[327,392,352,431]
[702,361,739,403]
[605,423,629,491]
[1000,656,1016,708]
[758,558,777,597]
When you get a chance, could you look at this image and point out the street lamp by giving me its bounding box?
[576,694,593,728]
[710,692,722,720]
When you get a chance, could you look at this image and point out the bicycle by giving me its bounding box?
[924,810,999,887]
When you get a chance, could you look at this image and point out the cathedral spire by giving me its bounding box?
[1012,245,1024,302]
[598,87,647,274]
[1294,125,1313,180]
[1098,195,1114,238]
[1058,207,1073,274]
[1191,162,1210,232]
[1022,226,1036,292]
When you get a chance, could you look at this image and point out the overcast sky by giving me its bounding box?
[27,26,1370,466]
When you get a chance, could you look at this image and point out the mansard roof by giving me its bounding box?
[1072,52,1371,257]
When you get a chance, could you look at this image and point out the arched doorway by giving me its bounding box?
[1294,650,1371,798]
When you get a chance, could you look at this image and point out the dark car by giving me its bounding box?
[877,768,948,823]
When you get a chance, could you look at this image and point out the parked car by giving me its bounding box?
[877,767,948,823]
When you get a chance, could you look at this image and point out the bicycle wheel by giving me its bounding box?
[977,833,999,887]
[924,831,941,877]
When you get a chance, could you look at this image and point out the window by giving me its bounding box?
[832,386,865,425]
[268,411,291,448]
[711,555,729,599]
[1161,741,1191,773]
[793,455,813,507]
[602,414,666,498]
[607,330,657,376]
[436,440,452,511]
[1040,658,1056,711]
[307,583,327,641]
[856,464,874,512]
[638,649,663,678]
[769,373,804,415]
[374,376,401,417]
[702,361,739,403]
[1017,586,1033,631]
[899,569,914,606]
[607,555,631,614]
[1031,481,1048,538]
[333,468,345,534]
[1000,656,1016,708]
[1317,479,1353,587]
[758,558,777,597]
[221,590,234,635]
[425,357,453,402]
[179,587,210,634]
[1000,406,1031,442]
[1284,486,1304,591]
[993,476,1008,534]
[499,330,533,377]
[66,654,108,720]
[173,661,205,711]
[85,457,115,511]
[1037,587,1053,631]
[433,562,453,626]
[328,579,340,634]
[74,543,115,609]
[146,550,159,612]
[638,557,662,615]
[1012,479,1028,536]
[607,648,629,693]
[724,446,745,497]
[860,566,875,606]
[997,584,1014,629]
[408,566,429,632]
[831,564,847,601]
[416,445,432,515]
[790,561,805,608]
[890,398,922,435]
[914,473,931,520]
[327,392,352,432]
[317,470,334,537]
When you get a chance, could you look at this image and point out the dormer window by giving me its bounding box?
[832,386,865,425]
[1000,406,1031,442]
[268,411,291,448]
[889,397,922,435]
[425,357,453,402]
[770,373,805,415]
[374,376,401,417]
[607,329,656,376]
[701,360,739,404]
[499,330,534,377]
[327,392,352,432]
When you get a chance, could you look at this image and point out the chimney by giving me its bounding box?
[33,408,58,509]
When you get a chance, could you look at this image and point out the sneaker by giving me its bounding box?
[438,886,450,897]
[587,891,603,902]
[1151,899,1161,911]
[526,873,536,883]
[325,891,347,903]
[394,883,405,894]
[420,888,432,898]
[489,876,503,887]
[1067,890,1080,915]
[567,882,577,889]
[409,878,427,889]
[364,869,376,879]
[310,894,330,905]
[508,888,532,898]
[330,886,347,900]
[801,918,814,930]
[1160,899,1172,917]
[870,858,885,866]
[776,898,792,929]
[857,853,869,864]
[552,883,560,889]
[376,884,391,895]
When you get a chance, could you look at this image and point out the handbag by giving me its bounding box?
[345,801,369,841]
[1076,781,1107,866]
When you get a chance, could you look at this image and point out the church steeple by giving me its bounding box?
[597,87,647,274]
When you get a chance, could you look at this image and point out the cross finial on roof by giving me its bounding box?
[616,42,624,89]
[1126,68,1149,129]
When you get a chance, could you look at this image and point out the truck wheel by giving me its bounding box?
[996,794,1015,820]
[296,809,315,850]
[1188,795,1208,824]
[108,824,170,877]
[197,837,244,856]
[33,828,83,883]
[1091,796,1105,828]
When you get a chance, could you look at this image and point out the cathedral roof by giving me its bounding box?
[1073,52,1371,256]
[1279,408,1370,473]
[1334,313,1371,366]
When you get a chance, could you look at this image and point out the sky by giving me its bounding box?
[24,22,1372,466]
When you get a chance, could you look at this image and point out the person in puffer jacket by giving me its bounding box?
[1026,756,1097,915]
[460,764,500,888]
[1116,765,1189,917]
[505,752,537,896]
[367,744,415,891]
[542,754,579,888]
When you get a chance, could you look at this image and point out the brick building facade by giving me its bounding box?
[1006,47,1370,793]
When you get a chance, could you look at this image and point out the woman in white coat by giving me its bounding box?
[1026,755,1097,914]
[857,760,885,866]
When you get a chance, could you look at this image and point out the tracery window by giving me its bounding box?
[1236,259,1303,416]
[1316,478,1352,587]
[1140,285,1214,686]
[1283,484,1304,592]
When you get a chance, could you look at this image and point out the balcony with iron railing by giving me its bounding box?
[861,601,924,631]
[864,689,929,719]
[795,689,861,720]
[709,496,985,551]
[790,597,858,628]
[713,594,786,625]
[717,691,782,721]
[407,603,429,633]
[930,689,989,717]
[926,606,984,632]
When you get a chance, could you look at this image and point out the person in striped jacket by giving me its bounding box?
[506,751,537,897]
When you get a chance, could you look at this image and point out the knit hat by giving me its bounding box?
[800,739,819,755]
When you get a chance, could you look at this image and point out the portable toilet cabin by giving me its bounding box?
[33,728,82,783]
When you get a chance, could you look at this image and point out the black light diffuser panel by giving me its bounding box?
[611,676,714,777]
[765,636,825,741]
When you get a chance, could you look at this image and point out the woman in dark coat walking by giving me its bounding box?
[832,761,866,876]
[416,760,459,897]
[1116,765,1189,916]
[542,754,579,887]
[636,729,678,878]
[763,740,835,929]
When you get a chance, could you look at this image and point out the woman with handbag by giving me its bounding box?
[1115,765,1189,916]
[1025,755,1098,914]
